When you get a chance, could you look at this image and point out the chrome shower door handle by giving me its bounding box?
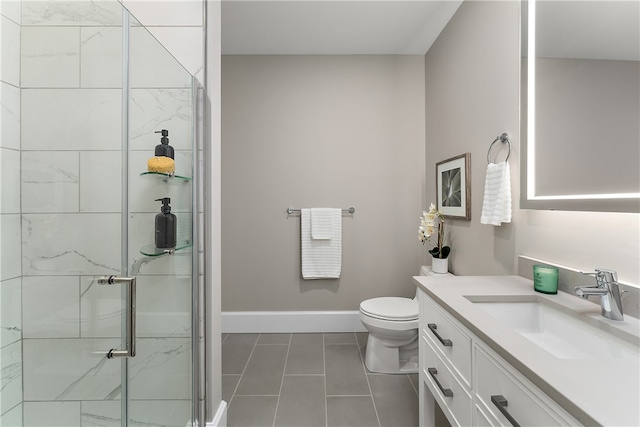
[97,275,136,358]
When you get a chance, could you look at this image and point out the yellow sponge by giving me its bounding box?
[148,156,175,174]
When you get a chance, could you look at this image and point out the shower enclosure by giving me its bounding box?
[1,1,204,425]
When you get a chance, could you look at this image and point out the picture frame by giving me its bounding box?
[436,153,471,220]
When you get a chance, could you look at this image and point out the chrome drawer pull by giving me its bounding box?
[428,323,453,346]
[428,368,453,397]
[491,395,521,427]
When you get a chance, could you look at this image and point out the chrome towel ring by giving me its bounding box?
[487,133,511,164]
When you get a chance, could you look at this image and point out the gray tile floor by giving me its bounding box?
[222,332,419,427]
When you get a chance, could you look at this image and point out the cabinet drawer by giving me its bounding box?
[422,336,472,427]
[420,292,472,388]
[475,345,580,427]
[474,403,497,427]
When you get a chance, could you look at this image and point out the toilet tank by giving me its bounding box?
[415,266,454,299]
[420,265,454,277]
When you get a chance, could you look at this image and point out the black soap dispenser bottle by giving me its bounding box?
[154,129,174,159]
[155,198,177,249]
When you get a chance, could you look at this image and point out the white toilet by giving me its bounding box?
[359,266,451,374]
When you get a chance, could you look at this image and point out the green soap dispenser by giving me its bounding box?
[155,198,177,249]
[154,129,175,159]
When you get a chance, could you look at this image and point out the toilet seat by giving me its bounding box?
[360,297,418,321]
[358,267,452,374]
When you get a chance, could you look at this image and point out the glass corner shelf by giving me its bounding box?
[140,240,192,257]
[139,171,191,184]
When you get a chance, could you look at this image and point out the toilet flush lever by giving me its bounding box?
[428,323,453,347]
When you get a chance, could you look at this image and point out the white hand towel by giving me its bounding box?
[311,208,334,240]
[480,161,512,226]
[301,208,342,279]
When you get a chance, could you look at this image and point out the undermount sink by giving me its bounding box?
[470,299,639,360]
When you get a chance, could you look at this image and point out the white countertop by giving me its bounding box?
[413,274,640,427]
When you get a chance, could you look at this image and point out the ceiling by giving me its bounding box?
[221,1,463,55]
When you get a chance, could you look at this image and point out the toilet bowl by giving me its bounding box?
[360,266,452,374]
[359,294,419,374]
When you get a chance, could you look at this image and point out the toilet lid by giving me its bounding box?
[360,297,418,321]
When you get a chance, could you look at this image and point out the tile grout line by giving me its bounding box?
[228,334,260,408]
[357,332,382,427]
[233,394,280,397]
[255,343,292,346]
[283,373,325,377]
[271,334,292,427]
[324,342,358,345]
[325,394,378,397]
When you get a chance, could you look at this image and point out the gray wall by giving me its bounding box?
[222,55,426,311]
[426,0,639,287]
[424,0,521,276]
[220,0,639,314]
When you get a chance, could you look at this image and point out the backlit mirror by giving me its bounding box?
[521,0,640,212]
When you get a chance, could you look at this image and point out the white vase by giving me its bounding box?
[431,256,449,274]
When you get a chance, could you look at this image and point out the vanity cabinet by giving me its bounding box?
[418,289,580,427]
[421,334,472,426]
[420,294,473,388]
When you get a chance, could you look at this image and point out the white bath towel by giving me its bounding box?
[301,208,342,279]
[311,208,334,240]
[480,161,512,226]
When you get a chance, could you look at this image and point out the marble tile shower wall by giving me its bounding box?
[2,1,195,425]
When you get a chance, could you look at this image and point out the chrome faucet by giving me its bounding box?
[575,269,625,321]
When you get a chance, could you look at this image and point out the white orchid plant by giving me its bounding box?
[418,203,450,259]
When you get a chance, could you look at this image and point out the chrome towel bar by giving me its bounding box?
[287,207,355,215]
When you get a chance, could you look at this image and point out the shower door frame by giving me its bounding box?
[121,10,132,424]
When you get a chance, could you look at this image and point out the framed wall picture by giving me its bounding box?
[436,153,471,220]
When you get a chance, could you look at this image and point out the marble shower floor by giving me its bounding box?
[222,332,419,427]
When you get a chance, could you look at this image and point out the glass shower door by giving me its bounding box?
[0,2,198,426]
[124,12,196,426]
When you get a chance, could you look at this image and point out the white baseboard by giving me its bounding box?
[207,400,227,427]
[222,310,367,333]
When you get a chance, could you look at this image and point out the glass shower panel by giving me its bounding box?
[16,0,125,425]
[126,13,195,427]
[0,1,23,424]
[0,1,197,426]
